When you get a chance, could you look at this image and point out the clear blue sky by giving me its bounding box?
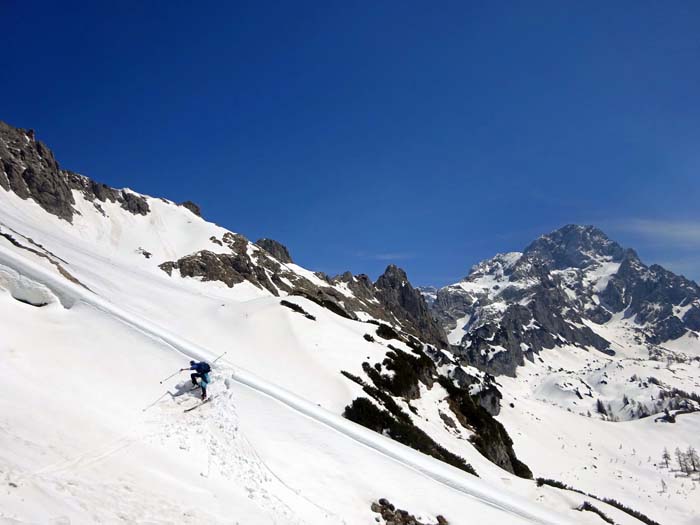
[3,1,699,285]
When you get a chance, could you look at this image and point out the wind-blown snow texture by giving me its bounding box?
[1,121,697,524]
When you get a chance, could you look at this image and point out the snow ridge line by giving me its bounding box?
[0,244,570,525]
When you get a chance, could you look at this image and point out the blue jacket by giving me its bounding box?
[190,362,210,374]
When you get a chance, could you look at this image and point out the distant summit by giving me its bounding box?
[522,224,626,270]
[424,224,700,376]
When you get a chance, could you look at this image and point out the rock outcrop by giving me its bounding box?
[180,200,202,217]
[0,121,76,221]
[255,238,293,264]
[370,498,449,525]
[425,225,700,376]
[341,326,531,478]
[0,120,150,222]
[160,240,447,348]
[374,265,447,348]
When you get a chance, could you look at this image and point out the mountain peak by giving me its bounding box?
[379,264,408,282]
[256,238,293,264]
[523,224,625,270]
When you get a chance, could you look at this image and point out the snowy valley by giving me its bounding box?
[1,121,698,525]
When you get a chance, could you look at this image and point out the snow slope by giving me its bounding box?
[0,187,626,524]
[497,344,700,525]
[426,227,700,525]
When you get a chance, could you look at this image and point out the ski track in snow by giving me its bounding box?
[151,375,341,524]
[0,243,570,525]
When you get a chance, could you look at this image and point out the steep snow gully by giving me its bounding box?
[0,243,568,525]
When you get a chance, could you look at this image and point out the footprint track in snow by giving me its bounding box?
[150,370,332,524]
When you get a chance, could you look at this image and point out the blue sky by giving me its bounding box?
[2,1,699,285]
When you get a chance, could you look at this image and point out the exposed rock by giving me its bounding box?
[523,224,625,270]
[160,242,449,347]
[343,335,531,478]
[280,299,316,320]
[449,367,502,416]
[65,171,121,203]
[376,323,400,340]
[416,286,438,307]
[439,411,456,428]
[370,498,449,525]
[344,396,476,476]
[160,232,355,320]
[160,248,280,294]
[427,225,700,377]
[256,238,293,264]
[684,306,700,331]
[0,121,75,221]
[180,200,202,217]
[375,265,448,348]
[0,163,9,191]
[439,376,532,479]
[0,120,154,221]
[120,190,150,215]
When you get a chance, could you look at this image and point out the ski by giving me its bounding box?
[183,395,214,412]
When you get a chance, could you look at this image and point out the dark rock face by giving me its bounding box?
[159,244,446,348]
[160,233,362,321]
[0,121,76,221]
[434,285,474,330]
[255,238,293,264]
[0,120,445,348]
[438,375,532,479]
[374,265,448,348]
[425,225,700,377]
[0,120,152,221]
[119,190,150,215]
[160,233,287,295]
[280,299,316,320]
[370,498,449,525]
[684,307,700,331]
[449,366,501,416]
[342,335,531,478]
[600,251,700,343]
[523,224,625,270]
[180,200,202,217]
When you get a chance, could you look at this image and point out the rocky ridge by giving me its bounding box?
[0,121,150,222]
[0,120,445,348]
[160,242,447,348]
[426,225,700,376]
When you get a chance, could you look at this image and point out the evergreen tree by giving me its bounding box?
[687,446,699,472]
[675,447,685,471]
[662,448,671,468]
[676,447,690,474]
[596,399,607,415]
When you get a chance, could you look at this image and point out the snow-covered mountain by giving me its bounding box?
[428,225,700,387]
[425,224,700,523]
[1,120,697,525]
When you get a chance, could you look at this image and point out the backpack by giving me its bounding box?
[199,362,211,374]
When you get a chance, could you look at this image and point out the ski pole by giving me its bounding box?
[212,351,227,364]
[142,391,170,412]
[159,369,182,384]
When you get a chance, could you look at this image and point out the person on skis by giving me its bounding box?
[181,360,211,399]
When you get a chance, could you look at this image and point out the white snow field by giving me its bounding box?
[0,186,690,524]
[497,343,700,525]
[437,239,700,525]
